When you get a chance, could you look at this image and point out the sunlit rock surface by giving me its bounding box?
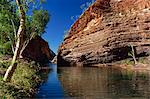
[58,0,150,66]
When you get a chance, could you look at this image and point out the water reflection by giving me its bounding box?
[58,67,150,98]
[36,64,65,98]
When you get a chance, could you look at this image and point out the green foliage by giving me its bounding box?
[0,41,12,55]
[0,0,19,55]
[0,59,49,98]
[0,0,50,55]
[121,59,134,65]
[0,61,10,69]
[12,62,38,89]
[31,9,50,35]
[0,0,50,97]
[128,51,133,58]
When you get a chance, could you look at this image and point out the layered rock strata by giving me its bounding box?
[58,0,150,66]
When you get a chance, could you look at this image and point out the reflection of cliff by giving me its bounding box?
[107,70,150,98]
[58,67,150,98]
[58,0,150,66]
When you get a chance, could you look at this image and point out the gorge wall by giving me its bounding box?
[22,36,55,64]
[58,0,150,66]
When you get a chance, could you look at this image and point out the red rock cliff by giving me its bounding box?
[58,0,150,66]
[22,36,55,64]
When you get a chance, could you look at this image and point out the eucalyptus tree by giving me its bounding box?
[19,9,49,58]
[3,0,50,82]
[0,0,19,54]
[3,0,26,82]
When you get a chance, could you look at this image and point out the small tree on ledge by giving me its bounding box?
[128,44,137,65]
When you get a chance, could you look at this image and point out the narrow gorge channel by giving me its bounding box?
[35,64,65,98]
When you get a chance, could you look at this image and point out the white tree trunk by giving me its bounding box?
[19,32,35,58]
[130,44,137,65]
[3,0,25,82]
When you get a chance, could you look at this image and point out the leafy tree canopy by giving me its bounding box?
[0,0,50,55]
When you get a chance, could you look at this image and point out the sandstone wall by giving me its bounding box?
[58,0,150,66]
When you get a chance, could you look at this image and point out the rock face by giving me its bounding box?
[51,56,57,64]
[22,36,55,64]
[58,0,150,66]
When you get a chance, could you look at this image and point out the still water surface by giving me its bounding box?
[36,64,150,99]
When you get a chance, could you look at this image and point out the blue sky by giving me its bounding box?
[42,0,94,53]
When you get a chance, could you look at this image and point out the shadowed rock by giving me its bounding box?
[22,36,55,64]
